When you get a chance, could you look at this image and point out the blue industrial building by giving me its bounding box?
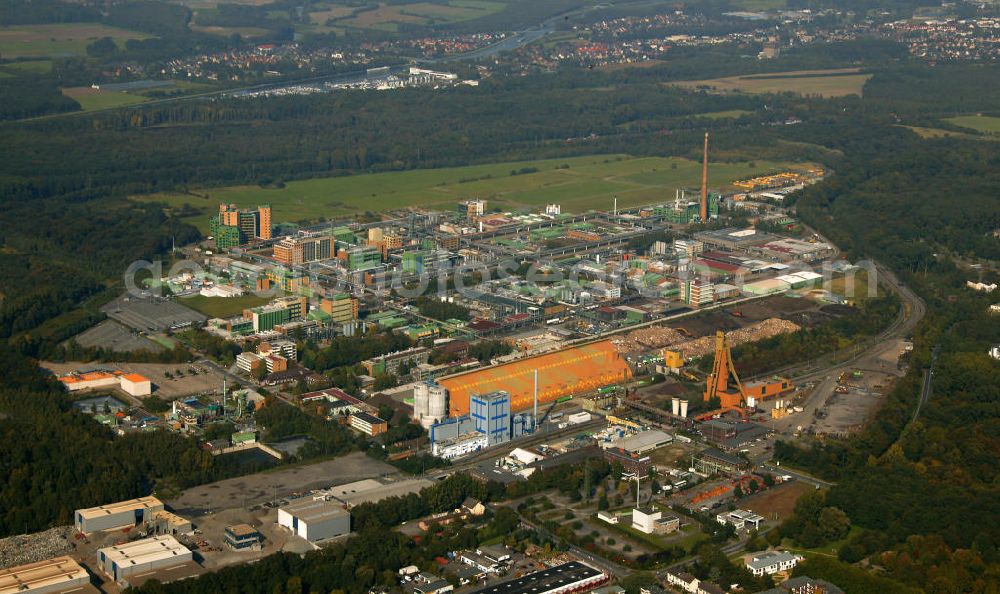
[430,391,535,458]
[472,391,511,446]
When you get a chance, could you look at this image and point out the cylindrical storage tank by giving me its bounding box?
[413,382,429,420]
[427,384,449,421]
[671,397,680,416]
[680,399,688,418]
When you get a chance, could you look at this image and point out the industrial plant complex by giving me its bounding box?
[10,134,878,594]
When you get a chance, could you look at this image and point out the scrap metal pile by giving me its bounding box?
[0,526,74,568]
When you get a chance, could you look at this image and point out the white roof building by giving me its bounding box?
[716,509,764,530]
[632,507,679,535]
[96,535,192,583]
[604,430,672,454]
[507,448,545,465]
[0,556,90,594]
[278,499,351,543]
[745,550,803,576]
[75,496,164,534]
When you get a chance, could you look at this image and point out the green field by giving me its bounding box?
[728,0,787,10]
[61,87,151,111]
[693,109,753,120]
[673,68,872,98]
[135,154,803,233]
[0,59,52,75]
[316,0,504,32]
[180,294,272,318]
[945,115,1000,135]
[0,23,150,58]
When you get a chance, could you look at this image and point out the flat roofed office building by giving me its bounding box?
[96,535,192,583]
[224,524,263,550]
[278,499,350,542]
[74,496,164,534]
[0,556,90,594]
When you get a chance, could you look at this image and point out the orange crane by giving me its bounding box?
[704,330,748,410]
[704,329,793,412]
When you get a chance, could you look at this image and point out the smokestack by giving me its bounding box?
[672,397,680,416]
[680,399,689,418]
[700,132,709,222]
[613,196,618,217]
[533,369,539,427]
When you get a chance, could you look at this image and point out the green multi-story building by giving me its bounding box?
[209,203,272,250]
[251,306,291,332]
[347,247,381,271]
[331,226,357,245]
[209,219,242,250]
[402,250,427,274]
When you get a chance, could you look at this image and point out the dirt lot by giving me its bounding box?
[741,481,814,523]
[191,506,315,570]
[41,361,229,399]
[648,442,697,468]
[167,452,398,517]
[774,338,907,438]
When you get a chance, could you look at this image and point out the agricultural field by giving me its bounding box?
[188,24,272,38]
[944,114,1000,135]
[901,125,976,140]
[61,86,150,112]
[728,0,787,10]
[135,154,805,233]
[327,0,504,31]
[0,59,52,75]
[174,0,274,8]
[0,23,150,58]
[179,294,272,318]
[309,5,358,29]
[693,109,753,119]
[672,68,872,98]
[740,480,813,523]
[827,269,878,302]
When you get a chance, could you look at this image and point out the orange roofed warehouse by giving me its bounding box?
[439,340,632,416]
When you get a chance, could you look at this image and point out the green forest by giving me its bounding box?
[771,112,1000,590]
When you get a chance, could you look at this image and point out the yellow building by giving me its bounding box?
[320,294,359,324]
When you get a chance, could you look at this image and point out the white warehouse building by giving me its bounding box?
[0,556,91,594]
[75,496,164,534]
[96,535,192,584]
[278,499,351,543]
